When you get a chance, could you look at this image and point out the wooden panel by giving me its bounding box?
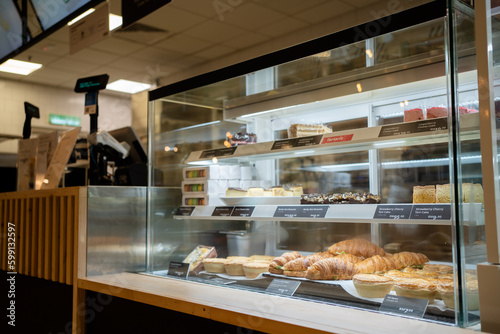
[0,187,85,285]
[44,195,52,281]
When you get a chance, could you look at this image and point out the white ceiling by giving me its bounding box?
[0,0,388,90]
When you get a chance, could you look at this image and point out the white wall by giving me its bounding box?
[0,78,133,155]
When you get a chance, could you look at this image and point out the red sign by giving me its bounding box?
[321,134,354,144]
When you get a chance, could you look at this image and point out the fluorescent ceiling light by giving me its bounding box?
[106,79,152,94]
[67,9,95,26]
[68,9,122,31]
[109,14,123,31]
[0,59,42,75]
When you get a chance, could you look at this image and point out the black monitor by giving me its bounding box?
[108,126,147,164]
[30,0,92,31]
[0,1,25,60]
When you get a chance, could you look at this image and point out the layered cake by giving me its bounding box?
[228,132,257,146]
[288,123,333,138]
[462,183,484,203]
[435,184,451,203]
[413,185,436,203]
[404,108,424,122]
[226,187,248,197]
[426,107,448,119]
[300,192,381,204]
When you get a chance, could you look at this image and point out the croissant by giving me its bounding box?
[392,252,429,269]
[355,255,398,274]
[305,254,359,280]
[282,252,333,271]
[327,238,386,258]
[269,251,303,274]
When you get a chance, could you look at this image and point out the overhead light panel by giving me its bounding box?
[0,59,42,75]
[68,9,122,31]
[109,14,123,31]
[67,9,96,26]
[106,79,152,94]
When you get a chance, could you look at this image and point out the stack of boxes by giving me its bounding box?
[182,165,269,206]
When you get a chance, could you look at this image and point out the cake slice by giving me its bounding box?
[248,187,265,196]
[413,185,436,203]
[436,184,451,203]
[225,187,248,197]
[404,108,424,122]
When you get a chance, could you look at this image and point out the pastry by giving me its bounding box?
[392,252,429,269]
[242,261,269,279]
[394,278,438,302]
[182,245,217,274]
[436,184,451,203]
[422,264,454,275]
[300,192,381,204]
[249,255,275,262]
[404,108,424,122]
[353,274,395,298]
[355,255,398,274]
[291,186,304,196]
[328,238,386,258]
[426,107,448,119]
[202,258,227,273]
[282,252,333,271]
[228,132,257,146]
[283,270,307,278]
[269,251,303,274]
[462,183,484,203]
[413,185,436,203]
[224,258,251,276]
[271,186,284,196]
[248,187,265,196]
[439,279,479,310]
[288,123,332,138]
[305,255,358,280]
[226,187,248,197]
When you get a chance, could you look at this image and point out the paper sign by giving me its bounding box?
[41,128,81,189]
[266,278,301,296]
[34,132,58,190]
[167,262,189,278]
[70,3,109,55]
[379,294,428,318]
[17,138,38,191]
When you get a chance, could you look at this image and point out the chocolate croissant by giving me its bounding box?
[392,252,429,269]
[305,253,360,280]
[355,255,398,274]
[327,238,386,258]
[283,252,333,271]
[269,251,303,274]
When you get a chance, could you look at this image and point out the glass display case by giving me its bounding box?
[144,1,497,331]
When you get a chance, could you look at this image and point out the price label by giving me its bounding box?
[373,205,412,219]
[175,207,195,216]
[379,295,428,318]
[212,207,234,216]
[272,139,297,150]
[410,205,451,220]
[167,262,190,278]
[379,118,447,137]
[294,135,323,147]
[231,206,255,217]
[266,278,301,296]
[199,147,237,159]
[274,206,328,218]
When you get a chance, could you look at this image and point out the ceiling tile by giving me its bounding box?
[196,45,236,60]
[295,1,356,23]
[155,34,212,55]
[45,27,70,43]
[259,0,329,15]
[183,19,247,44]
[47,58,100,74]
[220,3,287,31]
[91,37,144,55]
[139,5,208,33]
[257,17,308,38]
[171,0,220,18]
[14,50,59,66]
[23,67,81,85]
[129,47,183,63]
[68,48,121,65]
[222,32,270,50]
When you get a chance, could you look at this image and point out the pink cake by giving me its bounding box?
[404,108,424,122]
[459,106,469,115]
[426,107,448,119]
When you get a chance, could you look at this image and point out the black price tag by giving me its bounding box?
[272,139,297,150]
[410,204,451,220]
[212,207,234,216]
[167,262,190,278]
[176,207,195,216]
[379,118,447,137]
[199,147,237,159]
[266,278,301,296]
[294,135,323,147]
[373,205,412,219]
[273,206,328,218]
[231,206,255,217]
[379,295,428,318]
